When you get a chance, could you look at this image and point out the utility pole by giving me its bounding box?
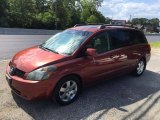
[129,15,132,22]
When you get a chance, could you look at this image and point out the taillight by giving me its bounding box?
[147,44,151,52]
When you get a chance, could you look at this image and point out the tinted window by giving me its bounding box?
[86,32,110,54]
[109,30,131,49]
[129,30,147,44]
[135,31,147,43]
[109,30,147,50]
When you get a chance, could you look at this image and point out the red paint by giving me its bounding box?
[6,25,151,100]
[86,48,97,56]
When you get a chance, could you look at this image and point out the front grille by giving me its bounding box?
[14,68,25,78]
[9,65,25,78]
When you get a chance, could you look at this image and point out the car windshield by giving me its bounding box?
[40,29,93,55]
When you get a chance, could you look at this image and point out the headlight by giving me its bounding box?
[26,65,57,81]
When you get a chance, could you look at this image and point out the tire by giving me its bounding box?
[52,75,81,105]
[133,59,146,76]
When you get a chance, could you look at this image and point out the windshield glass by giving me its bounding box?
[40,30,93,55]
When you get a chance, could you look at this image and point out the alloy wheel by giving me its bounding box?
[137,60,145,75]
[59,80,78,102]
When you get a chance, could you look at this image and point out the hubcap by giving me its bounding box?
[137,61,145,75]
[59,80,78,102]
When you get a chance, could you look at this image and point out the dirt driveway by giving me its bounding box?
[0,49,160,120]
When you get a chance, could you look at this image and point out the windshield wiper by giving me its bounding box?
[39,45,48,51]
[60,52,71,55]
[39,45,59,54]
[47,48,59,54]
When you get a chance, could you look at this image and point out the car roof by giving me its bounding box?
[69,24,139,33]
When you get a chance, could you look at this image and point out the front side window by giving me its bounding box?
[86,32,110,54]
[40,30,93,55]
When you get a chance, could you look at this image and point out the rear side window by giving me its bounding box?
[108,30,131,49]
[130,31,148,44]
[109,30,148,50]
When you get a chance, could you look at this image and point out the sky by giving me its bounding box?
[98,0,160,20]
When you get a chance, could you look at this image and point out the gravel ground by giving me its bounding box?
[0,49,160,120]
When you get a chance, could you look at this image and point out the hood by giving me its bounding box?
[11,46,65,72]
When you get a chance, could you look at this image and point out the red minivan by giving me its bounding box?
[6,25,151,105]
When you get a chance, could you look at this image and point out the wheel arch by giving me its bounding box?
[55,73,83,92]
[139,57,146,66]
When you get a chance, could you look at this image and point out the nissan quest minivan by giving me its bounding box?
[6,24,151,105]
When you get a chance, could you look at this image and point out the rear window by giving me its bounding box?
[130,31,148,44]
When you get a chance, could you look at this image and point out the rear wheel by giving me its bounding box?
[52,76,81,105]
[134,59,146,76]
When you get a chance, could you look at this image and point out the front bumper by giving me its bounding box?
[6,64,56,100]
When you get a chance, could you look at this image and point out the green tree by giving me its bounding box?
[105,17,112,24]
[80,0,105,24]
[1,0,107,29]
[87,15,99,23]
[35,0,50,13]
[51,0,68,29]
[149,18,159,26]
[8,0,36,28]
[62,0,81,27]
[132,18,148,25]
[34,12,55,29]
[80,7,91,23]
[0,0,8,27]
[131,18,159,27]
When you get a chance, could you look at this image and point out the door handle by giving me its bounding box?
[92,57,99,64]
[111,55,119,60]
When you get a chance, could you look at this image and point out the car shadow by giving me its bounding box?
[12,70,160,120]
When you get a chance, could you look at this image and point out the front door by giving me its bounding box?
[81,31,123,83]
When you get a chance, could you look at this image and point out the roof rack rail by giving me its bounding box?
[98,24,139,29]
[98,25,106,29]
[74,24,85,27]
[74,24,139,30]
[98,24,112,29]
[74,23,103,27]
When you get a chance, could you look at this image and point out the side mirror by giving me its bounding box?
[86,48,97,57]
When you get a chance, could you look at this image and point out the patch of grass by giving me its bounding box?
[150,41,160,48]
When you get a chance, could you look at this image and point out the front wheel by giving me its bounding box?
[134,59,146,76]
[52,76,81,105]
